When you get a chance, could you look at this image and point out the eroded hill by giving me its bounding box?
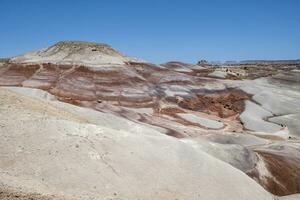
[1,41,300,200]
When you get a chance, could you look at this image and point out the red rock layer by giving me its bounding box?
[254,150,300,196]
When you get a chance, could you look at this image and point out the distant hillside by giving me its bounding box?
[0,58,9,62]
[239,60,300,64]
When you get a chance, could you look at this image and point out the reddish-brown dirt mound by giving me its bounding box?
[248,151,300,196]
[171,89,250,118]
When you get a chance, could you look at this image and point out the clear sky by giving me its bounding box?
[0,0,299,63]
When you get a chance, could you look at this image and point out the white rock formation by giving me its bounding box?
[0,88,275,200]
[177,113,224,129]
[10,41,140,67]
[225,77,300,137]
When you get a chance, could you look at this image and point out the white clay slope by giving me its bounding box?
[0,88,275,200]
[224,77,300,137]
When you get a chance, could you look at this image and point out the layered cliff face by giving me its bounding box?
[0,41,300,200]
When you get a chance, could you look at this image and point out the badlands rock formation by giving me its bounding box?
[0,41,300,200]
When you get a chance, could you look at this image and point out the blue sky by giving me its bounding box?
[0,0,299,63]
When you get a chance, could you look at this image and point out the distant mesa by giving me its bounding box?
[225,61,238,64]
[197,59,210,66]
[240,60,300,64]
[0,58,9,63]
